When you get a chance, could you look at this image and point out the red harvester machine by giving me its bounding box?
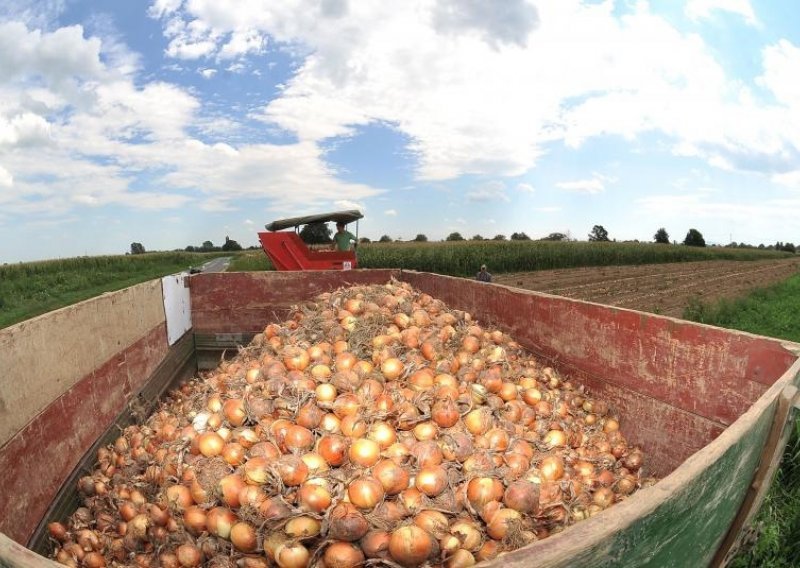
[258,210,362,270]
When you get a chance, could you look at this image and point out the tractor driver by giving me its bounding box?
[333,222,357,252]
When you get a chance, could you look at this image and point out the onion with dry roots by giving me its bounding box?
[50,279,654,568]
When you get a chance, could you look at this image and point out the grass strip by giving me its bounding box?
[0,252,226,329]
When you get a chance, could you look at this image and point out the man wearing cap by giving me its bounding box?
[476,264,492,282]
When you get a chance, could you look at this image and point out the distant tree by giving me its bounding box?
[185,245,197,252]
[540,232,568,242]
[299,222,332,245]
[492,234,507,241]
[588,225,610,242]
[654,228,669,244]
[378,235,393,243]
[471,234,484,241]
[359,237,371,244]
[130,242,146,255]
[446,232,465,241]
[510,232,531,241]
[201,240,215,251]
[782,242,796,253]
[683,229,706,247]
[413,234,428,242]
[222,236,243,251]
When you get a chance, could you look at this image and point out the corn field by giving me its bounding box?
[359,241,792,276]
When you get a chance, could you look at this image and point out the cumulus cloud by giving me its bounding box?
[516,183,535,193]
[0,164,13,188]
[685,0,759,27]
[384,209,397,216]
[199,68,217,79]
[0,19,383,222]
[431,0,539,48]
[146,0,800,186]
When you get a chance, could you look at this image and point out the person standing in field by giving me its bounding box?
[476,264,492,282]
[333,222,357,251]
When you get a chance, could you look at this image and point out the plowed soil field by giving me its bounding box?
[494,258,800,318]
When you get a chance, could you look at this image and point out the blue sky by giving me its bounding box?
[2,0,800,262]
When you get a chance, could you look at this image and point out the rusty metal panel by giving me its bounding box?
[0,324,168,545]
[189,270,399,333]
[0,280,166,446]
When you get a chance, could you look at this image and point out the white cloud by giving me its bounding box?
[0,0,67,30]
[431,0,539,48]
[535,206,561,213]
[0,19,384,222]
[147,0,799,186]
[199,68,217,79]
[556,178,605,194]
[244,219,255,225]
[384,209,397,216]
[467,181,509,202]
[335,199,367,211]
[516,183,535,193]
[0,164,13,188]
[685,0,759,27]
[759,40,800,107]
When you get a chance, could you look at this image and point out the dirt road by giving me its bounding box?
[493,258,800,317]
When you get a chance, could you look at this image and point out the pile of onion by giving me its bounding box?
[50,279,654,568]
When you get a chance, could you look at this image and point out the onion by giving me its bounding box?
[414,510,449,536]
[389,526,434,566]
[318,434,348,466]
[463,408,492,436]
[183,506,207,535]
[349,438,381,467]
[230,522,257,552]
[540,456,565,481]
[197,432,225,457]
[243,456,270,485]
[206,507,237,539]
[223,399,247,427]
[381,358,405,381]
[276,455,309,486]
[415,465,448,497]
[175,544,202,568]
[486,508,521,540]
[284,516,322,539]
[373,459,411,494]
[284,425,314,452]
[348,477,385,509]
[431,398,460,428]
[503,480,539,514]
[368,422,397,448]
[323,542,366,568]
[450,520,483,551]
[361,531,391,559]
[466,477,504,510]
[328,503,369,541]
[341,415,368,438]
[274,543,309,568]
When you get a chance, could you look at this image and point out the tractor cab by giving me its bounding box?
[258,210,363,271]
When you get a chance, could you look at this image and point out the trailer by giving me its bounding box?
[1,270,799,566]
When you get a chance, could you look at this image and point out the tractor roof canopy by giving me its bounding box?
[265,210,364,232]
